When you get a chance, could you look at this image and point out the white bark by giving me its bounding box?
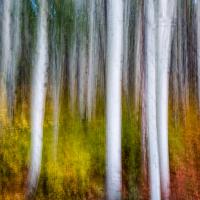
[87,0,97,120]
[1,0,11,82]
[145,0,161,199]
[28,0,48,195]
[156,0,176,199]
[0,0,11,119]
[76,0,87,119]
[106,0,123,199]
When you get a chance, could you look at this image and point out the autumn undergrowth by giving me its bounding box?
[1,95,200,199]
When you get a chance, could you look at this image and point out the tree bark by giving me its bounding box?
[27,0,48,196]
[106,0,123,199]
[145,0,161,199]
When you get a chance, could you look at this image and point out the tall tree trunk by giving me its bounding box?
[156,0,176,199]
[197,0,200,108]
[77,1,87,119]
[134,0,142,112]
[122,0,130,96]
[87,0,97,120]
[7,0,22,120]
[0,0,11,123]
[106,0,123,199]
[68,36,77,112]
[78,37,87,119]
[145,0,161,199]
[27,0,48,196]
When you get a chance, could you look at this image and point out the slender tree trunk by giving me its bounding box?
[122,0,130,96]
[156,1,176,199]
[69,1,79,112]
[140,0,148,186]
[197,0,200,108]
[69,37,77,112]
[78,36,87,119]
[0,0,11,122]
[76,1,87,119]
[87,0,97,120]
[7,0,22,120]
[171,22,179,122]
[106,0,123,199]
[182,0,189,113]
[134,0,142,111]
[145,0,161,199]
[27,0,48,196]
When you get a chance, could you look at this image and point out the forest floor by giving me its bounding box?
[0,99,200,199]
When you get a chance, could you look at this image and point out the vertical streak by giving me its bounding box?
[0,0,11,121]
[145,0,161,199]
[28,0,48,195]
[157,0,176,199]
[106,0,123,199]
[197,0,200,108]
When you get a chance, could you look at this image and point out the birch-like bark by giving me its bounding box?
[106,0,123,199]
[0,0,11,121]
[87,0,97,120]
[156,1,176,199]
[77,1,87,119]
[27,0,48,195]
[145,0,161,199]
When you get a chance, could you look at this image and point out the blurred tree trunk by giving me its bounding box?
[145,0,161,199]
[106,0,123,199]
[0,0,11,123]
[197,0,200,108]
[27,0,48,196]
[156,0,176,199]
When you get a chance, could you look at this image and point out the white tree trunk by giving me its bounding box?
[145,0,161,199]
[0,0,11,121]
[156,0,176,199]
[87,0,97,120]
[106,0,123,199]
[76,0,87,119]
[27,0,48,195]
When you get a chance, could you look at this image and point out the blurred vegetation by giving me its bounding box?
[2,95,200,199]
[0,92,143,200]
